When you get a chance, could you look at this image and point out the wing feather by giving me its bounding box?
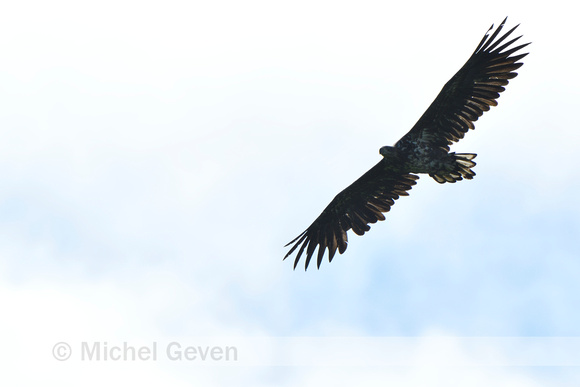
[284,160,419,270]
[396,17,529,151]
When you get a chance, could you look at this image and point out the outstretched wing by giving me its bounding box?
[284,160,419,270]
[396,17,529,151]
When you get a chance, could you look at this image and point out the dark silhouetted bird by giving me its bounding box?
[284,18,529,270]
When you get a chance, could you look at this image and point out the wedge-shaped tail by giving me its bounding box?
[430,153,477,184]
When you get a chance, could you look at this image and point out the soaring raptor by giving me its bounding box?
[284,18,529,270]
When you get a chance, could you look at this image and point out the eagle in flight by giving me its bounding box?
[284,18,529,270]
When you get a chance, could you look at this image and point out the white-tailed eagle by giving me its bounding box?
[284,18,529,270]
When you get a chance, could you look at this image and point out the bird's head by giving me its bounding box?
[379,145,400,160]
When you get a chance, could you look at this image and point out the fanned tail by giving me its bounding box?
[430,153,477,184]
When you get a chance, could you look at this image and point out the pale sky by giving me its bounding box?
[1,0,580,385]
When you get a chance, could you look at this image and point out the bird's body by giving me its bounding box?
[284,18,529,270]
